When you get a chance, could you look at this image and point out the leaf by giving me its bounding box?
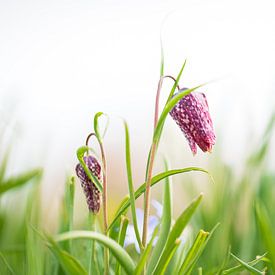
[153,239,181,275]
[59,176,75,253]
[178,230,209,274]
[115,216,129,275]
[222,253,267,274]
[47,237,88,275]
[108,168,210,231]
[0,251,16,275]
[55,230,136,275]
[135,226,159,275]
[180,224,219,275]
[147,159,172,274]
[0,169,42,195]
[93,112,109,141]
[165,60,187,104]
[230,253,264,275]
[160,38,164,77]
[255,201,275,272]
[76,146,103,193]
[152,194,203,275]
[0,150,9,184]
[124,120,142,250]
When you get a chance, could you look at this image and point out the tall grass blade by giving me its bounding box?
[124,121,142,250]
[0,169,42,195]
[152,194,203,274]
[115,216,129,275]
[147,159,172,274]
[47,237,88,275]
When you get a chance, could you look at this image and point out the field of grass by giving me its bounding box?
[0,64,274,274]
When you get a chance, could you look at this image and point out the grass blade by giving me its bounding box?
[47,237,88,275]
[0,169,42,195]
[0,150,9,184]
[124,121,142,250]
[222,253,267,274]
[230,253,264,275]
[147,159,172,274]
[153,239,181,275]
[108,168,210,231]
[165,60,187,104]
[59,176,75,252]
[152,194,203,274]
[178,230,209,274]
[135,226,159,275]
[55,231,136,275]
[115,216,129,275]
[94,112,109,140]
[255,201,275,272]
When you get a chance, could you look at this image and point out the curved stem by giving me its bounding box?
[142,74,180,247]
[85,132,109,274]
[163,75,180,91]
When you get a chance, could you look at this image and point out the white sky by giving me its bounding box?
[0,0,275,214]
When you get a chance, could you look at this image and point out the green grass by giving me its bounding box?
[0,61,274,274]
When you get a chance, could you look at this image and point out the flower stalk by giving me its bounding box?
[85,132,109,275]
[142,75,180,247]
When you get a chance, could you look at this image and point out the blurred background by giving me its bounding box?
[0,0,275,272]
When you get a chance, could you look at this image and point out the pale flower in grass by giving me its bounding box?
[170,89,216,155]
[124,200,192,253]
[124,200,162,253]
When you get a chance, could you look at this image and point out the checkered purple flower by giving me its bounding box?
[170,89,216,154]
[75,156,102,213]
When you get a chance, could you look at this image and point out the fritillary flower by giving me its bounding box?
[75,155,101,213]
[170,89,216,154]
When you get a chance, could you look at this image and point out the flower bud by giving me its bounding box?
[75,155,101,213]
[169,90,216,154]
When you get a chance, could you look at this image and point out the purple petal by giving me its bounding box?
[170,90,216,154]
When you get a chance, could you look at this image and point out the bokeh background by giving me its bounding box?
[1,0,275,252]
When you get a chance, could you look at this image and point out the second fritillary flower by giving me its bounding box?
[75,155,102,213]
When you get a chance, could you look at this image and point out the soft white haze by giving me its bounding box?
[0,0,274,213]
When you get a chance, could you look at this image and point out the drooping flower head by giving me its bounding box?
[75,155,101,213]
[169,89,216,154]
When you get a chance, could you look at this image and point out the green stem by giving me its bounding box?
[88,213,98,275]
[142,75,179,248]
[86,133,109,274]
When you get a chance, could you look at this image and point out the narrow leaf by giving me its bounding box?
[230,253,264,275]
[0,169,42,195]
[135,226,159,275]
[165,60,187,104]
[222,253,267,274]
[124,121,142,250]
[147,159,172,274]
[153,194,203,274]
[153,239,181,275]
[255,201,275,271]
[115,216,129,275]
[55,231,136,275]
[179,230,209,274]
[108,167,210,231]
[47,237,87,275]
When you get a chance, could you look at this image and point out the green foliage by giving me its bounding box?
[0,61,274,275]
